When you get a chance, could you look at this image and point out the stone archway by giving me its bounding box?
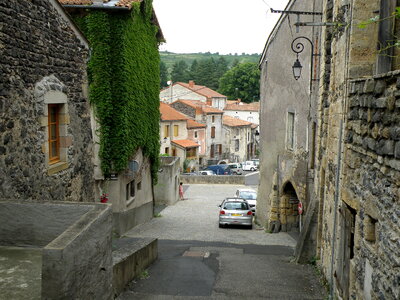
[280,182,300,232]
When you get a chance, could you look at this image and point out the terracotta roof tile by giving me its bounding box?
[223,115,252,127]
[160,102,189,121]
[177,82,226,99]
[171,139,200,148]
[187,119,206,129]
[224,102,260,112]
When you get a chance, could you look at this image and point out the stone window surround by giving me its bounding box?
[35,75,71,175]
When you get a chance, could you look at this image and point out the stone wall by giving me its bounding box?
[341,73,400,300]
[171,102,196,119]
[154,156,180,206]
[0,0,94,202]
[0,200,113,300]
[180,174,245,185]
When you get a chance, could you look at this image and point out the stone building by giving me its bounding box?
[160,102,200,171]
[222,115,254,163]
[312,1,400,299]
[258,0,322,233]
[171,99,225,165]
[160,80,227,109]
[259,0,400,299]
[0,0,95,202]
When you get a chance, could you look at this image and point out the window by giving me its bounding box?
[310,122,317,169]
[174,125,179,137]
[48,104,60,163]
[164,125,169,138]
[247,116,254,122]
[165,147,169,155]
[212,116,215,123]
[194,131,198,138]
[210,144,215,158]
[286,112,295,150]
[137,181,142,191]
[235,139,239,152]
[218,144,222,154]
[172,148,177,156]
[211,126,216,138]
[126,180,135,201]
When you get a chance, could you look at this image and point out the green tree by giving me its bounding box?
[160,60,169,88]
[218,62,260,103]
[171,60,190,82]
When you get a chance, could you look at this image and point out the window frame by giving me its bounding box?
[173,125,179,137]
[211,126,216,138]
[286,111,295,150]
[48,104,61,164]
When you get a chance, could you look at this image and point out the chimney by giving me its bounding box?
[189,80,195,88]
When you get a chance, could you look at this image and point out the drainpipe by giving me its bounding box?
[329,0,353,298]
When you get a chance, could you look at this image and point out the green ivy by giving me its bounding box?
[75,0,161,182]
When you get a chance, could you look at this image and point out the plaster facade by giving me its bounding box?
[258,0,322,233]
[222,118,252,163]
[160,84,207,103]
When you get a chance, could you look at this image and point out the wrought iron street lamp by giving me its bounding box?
[292,58,303,80]
[291,36,315,89]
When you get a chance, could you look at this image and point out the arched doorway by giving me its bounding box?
[280,182,300,232]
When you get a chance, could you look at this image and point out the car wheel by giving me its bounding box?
[248,224,253,229]
[250,167,254,171]
[219,223,223,228]
[233,172,237,175]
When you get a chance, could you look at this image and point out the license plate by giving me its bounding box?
[231,213,242,216]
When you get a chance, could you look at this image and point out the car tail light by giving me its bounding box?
[220,210,225,215]
[224,172,228,175]
[247,211,252,216]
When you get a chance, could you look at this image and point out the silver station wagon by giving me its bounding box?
[218,198,253,229]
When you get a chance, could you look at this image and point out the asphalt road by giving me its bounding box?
[119,184,327,299]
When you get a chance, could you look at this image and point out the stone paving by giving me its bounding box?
[124,184,296,247]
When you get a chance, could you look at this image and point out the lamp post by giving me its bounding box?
[291,36,315,92]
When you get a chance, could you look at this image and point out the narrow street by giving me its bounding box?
[118,184,327,299]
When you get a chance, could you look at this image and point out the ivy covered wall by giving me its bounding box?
[73,0,161,180]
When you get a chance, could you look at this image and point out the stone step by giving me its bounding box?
[112,237,158,298]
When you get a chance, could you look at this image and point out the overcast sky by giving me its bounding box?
[152,0,290,55]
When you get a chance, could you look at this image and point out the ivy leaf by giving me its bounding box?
[395,7,400,18]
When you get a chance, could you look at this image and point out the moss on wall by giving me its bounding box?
[74,0,160,181]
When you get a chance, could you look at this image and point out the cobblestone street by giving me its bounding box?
[121,184,327,299]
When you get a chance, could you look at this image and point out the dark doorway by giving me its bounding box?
[280,182,300,232]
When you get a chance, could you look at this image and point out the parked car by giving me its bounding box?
[235,188,257,215]
[227,163,243,175]
[251,159,259,168]
[206,164,232,175]
[199,170,215,175]
[218,197,253,228]
[242,161,258,171]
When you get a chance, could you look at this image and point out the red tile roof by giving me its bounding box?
[187,119,206,129]
[160,102,189,121]
[171,139,200,148]
[223,115,252,127]
[176,81,226,99]
[174,100,224,115]
[224,102,260,112]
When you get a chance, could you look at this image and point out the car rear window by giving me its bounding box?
[239,192,256,200]
[223,202,249,210]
